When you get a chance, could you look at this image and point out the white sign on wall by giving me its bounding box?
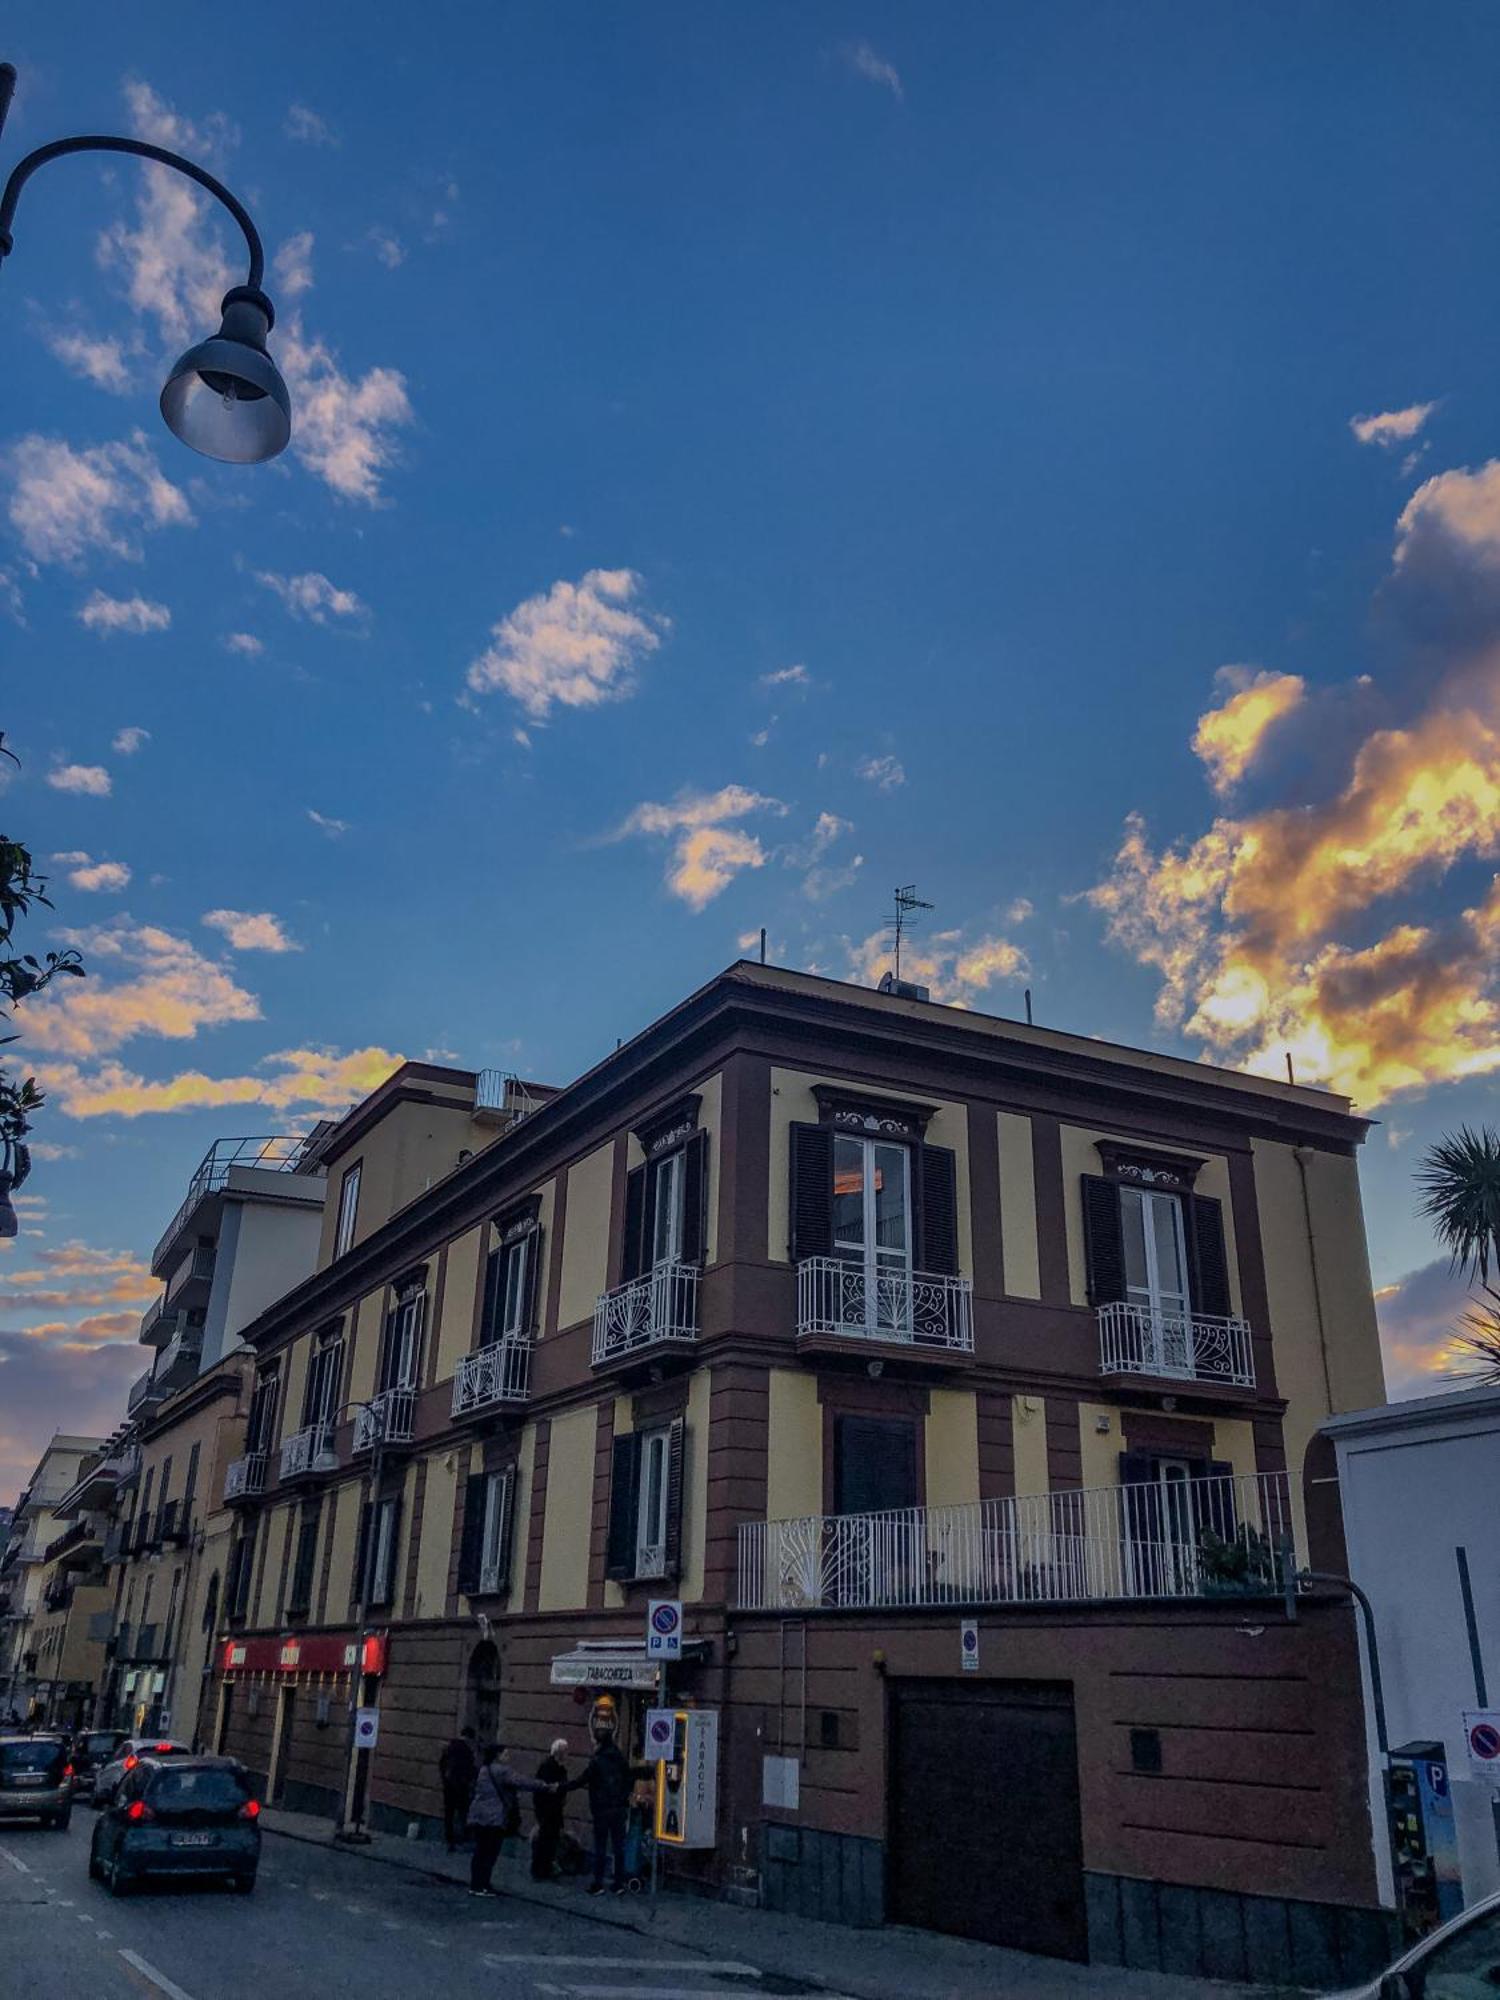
[1463,1711,1500,1782]
[646,1599,683,1661]
[354,1707,380,1750]
[960,1619,980,1672]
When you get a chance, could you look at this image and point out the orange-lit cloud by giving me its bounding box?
[23,918,260,1058]
[616,786,787,910]
[845,925,1030,1004]
[1191,667,1306,795]
[34,1043,403,1120]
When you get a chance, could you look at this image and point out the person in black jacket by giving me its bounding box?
[582,1728,651,1895]
[531,1737,572,1879]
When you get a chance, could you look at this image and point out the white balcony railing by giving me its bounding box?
[223,1452,266,1502]
[1098,1301,1255,1389]
[452,1340,532,1418]
[796,1256,974,1351]
[591,1261,700,1366]
[354,1386,416,1453]
[737,1468,1294,1613]
[279,1423,332,1481]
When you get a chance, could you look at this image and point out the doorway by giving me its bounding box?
[465,1639,501,1743]
[270,1687,296,1805]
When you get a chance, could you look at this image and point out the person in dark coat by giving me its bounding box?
[467,1742,552,1896]
[582,1730,651,1895]
[531,1736,572,1880]
[439,1726,478,1851]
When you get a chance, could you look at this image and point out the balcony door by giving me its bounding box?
[1119,1186,1190,1372]
[833,1134,912,1333]
[650,1149,684,1268]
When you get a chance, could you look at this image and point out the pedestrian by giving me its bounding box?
[532,1737,573,1880]
[581,1727,651,1896]
[467,1741,552,1897]
[439,1725,478,1852]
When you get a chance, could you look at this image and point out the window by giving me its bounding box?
[182,1442,200,1524]
[380,1288,425,1393]
[334,1162,361,1259]
[788,1119,959,1278]
[359,1494,402,1609]
[287,1505,320,1617]
[1120,1187,1189,1320]
[481,1215,538,1347]
[651,1151,684,1266]
[1081,1170,1232,1323]
[247,1366,280,1456]
[622,1131,707,1283]
[605,1419,685,1583]
[302,1325,344,1432]
[834,1415,919,1516]
[226,1525,257,1623]
[458,1467,516,1597]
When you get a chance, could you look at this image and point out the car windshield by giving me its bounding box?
[0,1741,64,1775]
[146,1767,250,1813]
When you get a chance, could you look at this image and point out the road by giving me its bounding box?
[0,1812,821,2000]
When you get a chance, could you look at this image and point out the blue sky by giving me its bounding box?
[5,4,1500,1492]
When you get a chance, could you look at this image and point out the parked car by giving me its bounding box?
[90,1736,192,1806]
[0,1734,73,1828]
[69,1729,129,1797]
[1328,1887,1500,1997]
[89,1756,260,1896]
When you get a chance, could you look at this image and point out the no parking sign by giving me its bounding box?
[644,1708,676,1760]
[647,1598,683,1661]
[1464,1711,1500,1782]
[354,1707,380,1750]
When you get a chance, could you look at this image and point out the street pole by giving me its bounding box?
[649,1664,666,1923]
[335,1410,384,1842]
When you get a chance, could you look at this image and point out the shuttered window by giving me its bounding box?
[604,1419,685,1582]
[1083,1176,1231,1319]
[286,1504,320,1616]
[379,1290,425,1393]
[226,1524,257,1623]
[480,1224,540,1346]
[791,1122,958,1273]
[457,1467,518,1597]
[356,1494,403,1609]
[623,1132,707,1280]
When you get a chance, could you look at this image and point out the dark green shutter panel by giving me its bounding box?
[183,1441,200,1512]
[520,1231,541,1337]
[290,1510,318,1614]
[495,1468,517,1594]
[378,1309,398,1392]
[679,1132,708,1266]
[1189,1196,1232,1319]
[663,1418,686,1580]
[457,1474,485,1596]
[354,1501,372,1608]
[919,1145,959,1274]
[479,1249,502,1346]
[382,1497,404,1608]
[605,1433,643,1580]
[789,1123,834,1263]
[622,1166,648,1282]
[1082,1176,1126,1306]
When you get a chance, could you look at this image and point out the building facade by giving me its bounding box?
[205,963,1392,1987]
[0,1433,104,1721]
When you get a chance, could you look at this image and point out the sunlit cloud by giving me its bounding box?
[78,590,171,636]
[1191,666,1306,795]
[615,785,786,910]
[256,568,367,624]
[306,807,349,838]
[202,909,300,953]
[788,811,864,902]
[111,727,150,754]
[760,664,809,688]
[366,229,406,270]
[856,753,906,792]
[224,632,264,656]
[273,229,316,300]
[36,1043,403,1120]
[65,857,132,893]
[278,314,413,503]
[845,924,1029,1003]
[1374,1258,1472,1397]
[22,917,260,1059]
[465,568,667,721]
[44,328,132,393]
[1351,402,1437,450]
[47,763,112,797]
[7,432,192,565]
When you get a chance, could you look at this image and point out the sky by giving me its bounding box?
[4,3,1500,1497]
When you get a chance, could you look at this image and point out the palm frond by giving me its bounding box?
[1416,1126,1500,1285]
[1445,1283,1500,1386]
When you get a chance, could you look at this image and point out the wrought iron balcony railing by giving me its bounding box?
[279,1423,332,1481]
[223,1451,266,1502]
[1097,1301,1255,1389]
[796,1256,974,1351]
[591,1261,699,1367]
[452,1339,532,1418]
[353,1386,416,1453]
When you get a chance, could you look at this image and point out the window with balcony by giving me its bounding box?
[605,1418,684,1583]
[357,1493,402,1610]
[246,1364,281,1457]
[286,1503,320,1618]
[481,1206,540,1346]
[302,1323,344,1435]
[334,1161,361,1259]
[623,1122,706,1282]
[380,1285,425,1394]
[457,1466,516,1598]
[226,1525,257,1623]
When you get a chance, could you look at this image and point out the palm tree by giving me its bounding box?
[1416,1127,1500,1386]
[1449,1287,1500,1385]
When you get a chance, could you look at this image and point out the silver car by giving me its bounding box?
[89,1736,192,1807]
[1328,1888,1500,1998]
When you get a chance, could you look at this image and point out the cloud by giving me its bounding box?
[44,328,132,393]
[789,811,864,902]
[36,1043,403,1120]
[202,909,299,952]
[845,925,1030,1003]
[66,858,132,893]
[256,569,367,624]
[224,631,264,657]
[760,664,810,688]
[1191,666,1307,795]
[616,785,786,909]
[22,917,260,1059]
[367,229,406,270]
[273,229,315,300]
[0,1329,140,1498]
[47,763,112,797]
[1374,1258,1473,1397]
[78,590,171,636]
[1394,460,1500,590]
[856,753,906,792]
[1351,402,1437,450]
[307,808,349,838]
[465,568,666,721]
[7,432,192,564]
[842,39,904,100]
[111,727,150,754]
[277,315,413,504]
[285,102,339,146]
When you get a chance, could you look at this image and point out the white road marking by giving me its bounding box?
[484,1959,761,1974]
[0,1845,30,1874]
[118,1949,200,2000]
[541,1990,806,2000]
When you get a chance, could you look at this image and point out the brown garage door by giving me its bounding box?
[889,1679,1086,1962]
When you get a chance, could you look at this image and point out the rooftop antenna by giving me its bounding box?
[887,884,934,985]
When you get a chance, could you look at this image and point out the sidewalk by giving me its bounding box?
[258,1805,1295,2000]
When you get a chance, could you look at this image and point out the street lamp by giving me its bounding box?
[312,1396,388,1843]
[0,60,291,464]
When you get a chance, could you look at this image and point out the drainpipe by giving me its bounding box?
[1294,1147,1336,1415]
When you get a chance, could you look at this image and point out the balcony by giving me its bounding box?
[592,1261,699,1368]
[738,1468,1295,1613]
[42,1576,75,1613]
[101,1522,129,1565]
[166,1242,217,1309]
[223,1452,266,1503]
[139,1293,168,1347]
[353,1386,415,1453]
[156,1318,204,1391]
[279,1423,333,1482]
[452,1340,532,1419]
[126,1367,166,1416]
[153,1133,321,1272]
[796,1256,974,1356]
[1097,1301,1255,1391]
[154,1499,190,1549]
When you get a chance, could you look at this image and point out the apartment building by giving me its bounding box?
[207,962,1391,1986]
[0,1433,104,1720]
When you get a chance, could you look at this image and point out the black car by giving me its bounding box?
[69,1729,128,1796]
[0,1735,73,1828]
[89,1755,260,1896]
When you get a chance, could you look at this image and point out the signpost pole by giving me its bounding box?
[649,1664,666,1923]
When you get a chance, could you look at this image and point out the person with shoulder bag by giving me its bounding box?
[468,1740,553,1896]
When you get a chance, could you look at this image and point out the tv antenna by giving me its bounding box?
[887,884,934,984]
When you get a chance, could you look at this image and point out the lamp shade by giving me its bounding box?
[160,285,291,465]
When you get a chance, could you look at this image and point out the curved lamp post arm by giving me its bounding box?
[0,133,265,290]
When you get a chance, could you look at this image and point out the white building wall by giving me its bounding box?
[200,1194,324,1369]
[1329,1389,1500,1910]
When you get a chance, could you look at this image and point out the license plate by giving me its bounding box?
[170,1832,216,1848]
[12,1775,44,1787]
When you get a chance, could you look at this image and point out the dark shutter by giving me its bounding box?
[605,1432,643,1580]
[494,1468,517,1593]
[622,1166,648,1282]
[789,1122,834,1263]
[479,1248,502,1346]
[374,1496,403,1608]
[520,1231,541,1336]
[354,1501,372,1608]
[679,1132,708,1266]
[1082,1176,1126,1305]
[1202,1457,1238,1541]
[183,1441,200,1513]
[834,1417,918,1515]
[663,1418,686,1580]
[289,1509,319,1614]
[457,1474,485,1596]
[1118,1451,1155,1485]
[1188,1196,1232,1319]
[377,1309,398,1393]
[919,1145,959,1275]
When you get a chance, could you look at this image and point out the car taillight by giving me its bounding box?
[238,1798,260,1820]
[153,1742,173,1753]
[123,1754,138,1771]
[63,1764,73,1779]
[126,1799,154,1823]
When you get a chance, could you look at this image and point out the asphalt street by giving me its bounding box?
[0,1811,824,2000]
